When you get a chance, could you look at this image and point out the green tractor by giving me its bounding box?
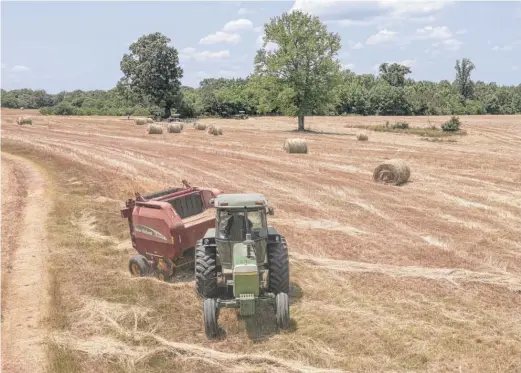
[195,193,290,339]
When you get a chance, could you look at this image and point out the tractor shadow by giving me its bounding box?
[240,282,303,343]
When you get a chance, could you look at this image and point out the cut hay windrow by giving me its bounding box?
[134,118,147,125]
[194,123,207,131]
[167,123,182,133]
[357,134,368,141]
[283,138,308,154]
[373,158,410,185]
[17,116,32,125]
[147,123,163,135]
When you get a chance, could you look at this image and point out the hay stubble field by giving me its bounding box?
[1,108,521,373]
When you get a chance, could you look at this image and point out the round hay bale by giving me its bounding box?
[283,138,308,154]
[207,125,222,136]
[373,159,410,186]
[179,123,184,131]
[167,123,182,133]
[146,118,154,124]
[147,123,163,135]
[194,123,207,131]
[357,134,368,141]
[17,116,32,125]
[135,118,147,125]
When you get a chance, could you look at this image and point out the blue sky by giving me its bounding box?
[1,1,520,93]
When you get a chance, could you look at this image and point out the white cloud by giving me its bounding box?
[415,26,452,40]
[513,66,519,71]
[455,29,467,35]
[199,31,241,45]
[256,34,279,52]
[222,18,253,32]
[492,45,513,52]
[342,63,355,70]
[399,59,417,68]
[237,7,252,15]
[11,65,29,73]
[433,38,463,51]
[253,26,262,33]
[180,47,230,61]
[366,29,397,45]
[290,0,452,26]
[347,40,363,50]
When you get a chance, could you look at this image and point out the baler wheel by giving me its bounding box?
[203,298,219,339]
[129,254,150,277]
[275,292,290,330]
[156,258,174,282]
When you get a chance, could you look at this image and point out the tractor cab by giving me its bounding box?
[213,193,273,270]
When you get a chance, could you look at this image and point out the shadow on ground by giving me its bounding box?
[286,128,356,137]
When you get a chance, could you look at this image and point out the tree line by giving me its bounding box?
[2,11,520,127]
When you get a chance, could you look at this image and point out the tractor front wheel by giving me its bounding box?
[195,244,218,298]
[267,236,290,294]
[129,254,150,277]
[275,292,290,330]
[203,298,220,339]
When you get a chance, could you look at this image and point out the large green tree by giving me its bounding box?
[378,63,412,87]
[253,10,342,130]
[118,32,183,118]
[454,58,475,101]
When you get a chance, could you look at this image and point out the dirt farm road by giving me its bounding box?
[1,152,50,373]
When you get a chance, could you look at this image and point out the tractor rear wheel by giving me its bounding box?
[129,254,150,277]
[267,236,290,294]
[195,244,218,298]
[203,298,219,339]
[275,292,290,330]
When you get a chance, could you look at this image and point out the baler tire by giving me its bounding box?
[129,254,150,277]
[195,245,218,298]
[275,292,290,330]
[203,298,219,339]
[267,236,290,294]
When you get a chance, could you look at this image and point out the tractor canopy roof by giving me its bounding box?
[214,193,268,209]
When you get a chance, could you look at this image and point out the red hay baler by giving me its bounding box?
[120,180,221,281]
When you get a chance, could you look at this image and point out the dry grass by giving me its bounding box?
[346,122,468,138]
[2,109,521,373]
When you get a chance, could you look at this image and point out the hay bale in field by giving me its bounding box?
[167,123,182,133]
[373,159,410,186]
[135,118,147,125]
[147,123,163,135]
[179,123,184,131]
[17,116,32,125]
[357,134,368,141]
[283,138,308,154]
[194,123,207,131]
[146,118,154,124]
[206,125,223,136]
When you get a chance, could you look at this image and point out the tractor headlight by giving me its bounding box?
[204,239,209,245]
[275,236,280,242]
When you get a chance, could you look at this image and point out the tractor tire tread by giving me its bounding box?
[268,236,290,294]
[195,245,218,298]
